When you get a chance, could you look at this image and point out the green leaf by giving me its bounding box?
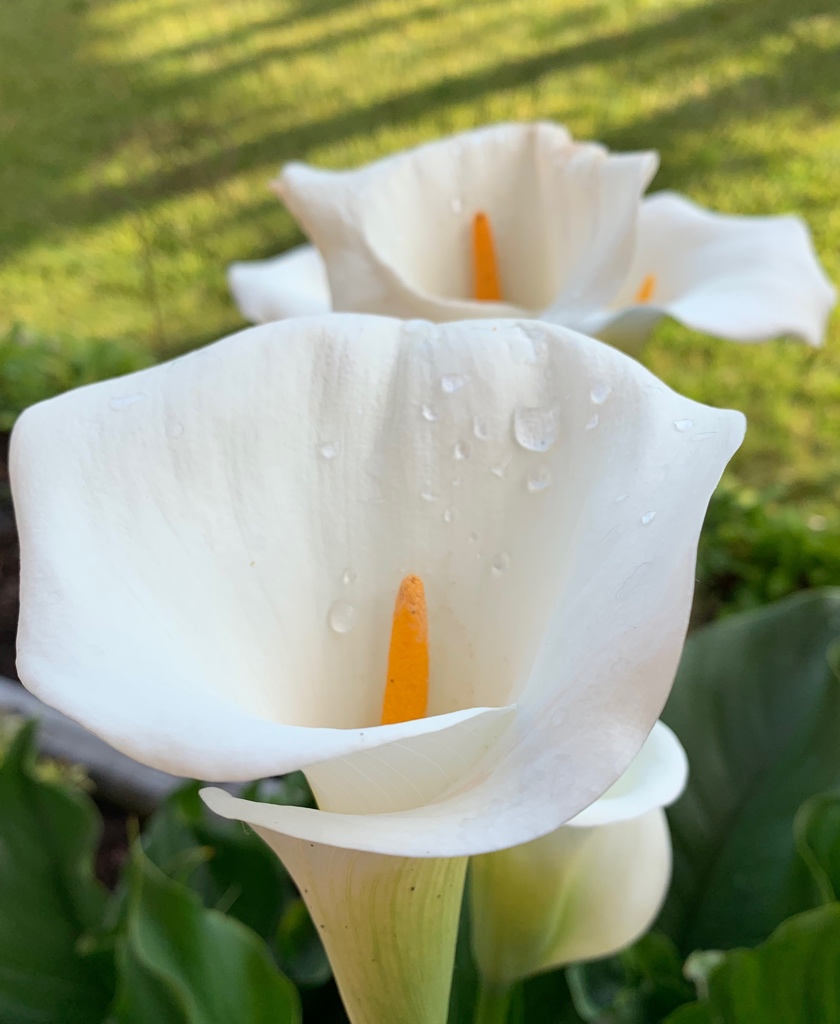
[0,720,113,1024]
[675,905,840,1023]
[794,790,840,904]
[275,898,331,989]
[143,782,295,941]
[115,843,301,1024]
[660,589,840,951]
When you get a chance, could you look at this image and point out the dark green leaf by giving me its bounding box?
[660,589,840,950]
[275,898,331,989]
[143,782,294,941]
[115,843,300,1024]
[0,720,113,1024]
[794,790,840,904]
[678,905,840,1023]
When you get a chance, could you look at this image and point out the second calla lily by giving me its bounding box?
[470,721,687,990]
[13,315,742,1023]
[229,123,835,350]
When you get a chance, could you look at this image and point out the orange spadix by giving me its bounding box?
[473,212,502,302]
[635,273,656,304]
[381,575,429,726]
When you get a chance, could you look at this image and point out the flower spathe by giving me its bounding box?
[228,123,835,350]
[13,315,742,1023]
[470,721,687,986]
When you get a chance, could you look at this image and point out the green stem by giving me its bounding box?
[473,980,514,1024]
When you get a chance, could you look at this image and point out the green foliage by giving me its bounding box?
[0,323,152,431]
[114,844,301,1024]
[0,721,112,1024]
[664,905,840,1023]
[696,483,840,623]
[660,589,840,951]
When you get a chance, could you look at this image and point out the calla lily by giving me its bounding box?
[470,721,687,988]
[13,315,742,1023]
[228,123,835,351]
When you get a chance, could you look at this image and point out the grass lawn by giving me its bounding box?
[1,0,839,508]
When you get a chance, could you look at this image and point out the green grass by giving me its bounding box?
[1,0,839,506]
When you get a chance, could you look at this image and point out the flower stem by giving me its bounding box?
[473,981,514,1024]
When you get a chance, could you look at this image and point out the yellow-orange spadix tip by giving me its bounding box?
[473,212,502,302]
[381,575,429,726]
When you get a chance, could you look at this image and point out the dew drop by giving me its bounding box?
[342,568,357,585]
[590,383,612,405]
[443,508,455,523]
[450,197,463,214]
[615,492,630,503]
[491,455,512,479]
[641,511,657,526]
[468,531,479,543]
[674,419,694,432]
[318,442,340,460]
[453,439,472,461]
[585,414,599,431]
[422,403,438,422]
[491,551,511,574]
[109,394,144,410]
[526,466,552,493]
[441,373,467,394]
[473,416,490,440]
[420,488,439,503]
[328,600,357,634]
[513,405,561,452]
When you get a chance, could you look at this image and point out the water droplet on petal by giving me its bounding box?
[615,492,630,503]
[441,373,467,394]
[590,383,611,405]
[451,197,463,213]
[585,414,599,431]
[110,394,144,410]
[318,442,340,460]
[491,552,511,574]
[453,439,472,460]
[328,600,357,634]
[468,532,479,543]
[674,419,694,432]
[513,406,561,452]
[473,416,490,440]
[443,508,455,523]
[526,466,552,493]
[421,488,439,503]
[422,403,438,422]
[641,511,657,525]
[491,455,512,479]
[342,569,357,585]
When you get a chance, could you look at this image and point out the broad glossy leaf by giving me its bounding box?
[668,905,840,1023]
[660,589,840,950]
[115,844,300,1024]
[794,790,840,904]
[0,720,113,1024]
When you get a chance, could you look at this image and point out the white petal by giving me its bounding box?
[256,835,465,1024]
[277,123,656,320]
[15,315,743,857]
[595,192,836,349]
[567,721,687,828]
[470,809,671,984]
[227,245,331,323]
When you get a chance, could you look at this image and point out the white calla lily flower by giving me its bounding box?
[13,315,741,1024]
[470,721,687,986]
[228,123,835,350]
